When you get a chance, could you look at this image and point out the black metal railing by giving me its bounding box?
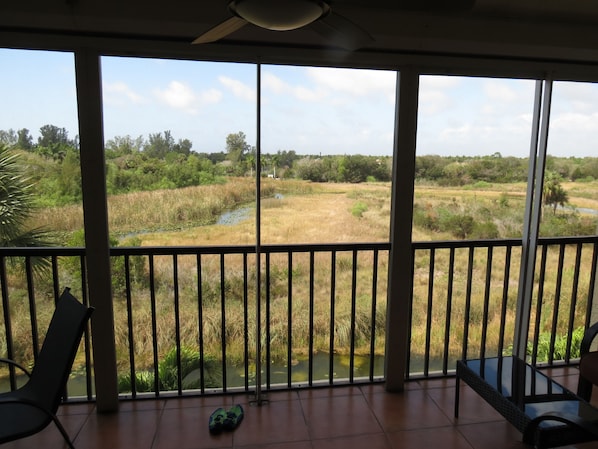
[407,236,598,379]
[0,236,596,401]
[110,243,389,398]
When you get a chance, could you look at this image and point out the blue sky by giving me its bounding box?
[1,48,597,157]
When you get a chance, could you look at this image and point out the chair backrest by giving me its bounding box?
[26,288,94,412]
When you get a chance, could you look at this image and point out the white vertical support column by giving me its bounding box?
[513,78,553,360]
[74,49,119,412]
[385,68,419,392]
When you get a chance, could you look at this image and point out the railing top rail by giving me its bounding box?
[0,235,594,257]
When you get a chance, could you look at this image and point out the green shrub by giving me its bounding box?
[117,345,223,393]
[351,201,368,218]
[527,326,584,362]
[471,221,499,239]
[118,370,155,393]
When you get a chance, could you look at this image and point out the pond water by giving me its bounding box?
[216,207,253,225]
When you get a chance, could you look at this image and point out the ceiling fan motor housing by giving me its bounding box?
[228,0,331,31]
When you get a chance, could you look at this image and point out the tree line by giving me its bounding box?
[1,125,597,208]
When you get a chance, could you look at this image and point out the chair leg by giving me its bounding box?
[577,377,593,402]
[51,415,75,449]
[455,376,461,418]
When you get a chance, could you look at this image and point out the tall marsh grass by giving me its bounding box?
[30,178,318,237]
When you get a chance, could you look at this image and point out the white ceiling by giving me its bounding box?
[2,0,598,67]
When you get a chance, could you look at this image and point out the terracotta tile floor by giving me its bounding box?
[5,367,598,449]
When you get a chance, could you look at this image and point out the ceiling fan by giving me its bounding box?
[192,0,475,51]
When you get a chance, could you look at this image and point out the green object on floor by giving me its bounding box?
[223,404,244,431]
[209,407,227,434]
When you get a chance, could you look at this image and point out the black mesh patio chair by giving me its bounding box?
[0,288,93,449]
[578,322,598,402]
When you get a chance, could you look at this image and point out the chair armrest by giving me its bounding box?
[581,322,598,356]
[0,357,32,378]
[0,395,56,423]
[523,411,598,446]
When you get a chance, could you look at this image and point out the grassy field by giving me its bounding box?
[16,178,598,383]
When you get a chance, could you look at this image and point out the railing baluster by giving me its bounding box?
[329,251,336,385]
[149,255,160,396]
[80,255,93,401]
[461,247,475,361]
[24,257,39,361]
[287,252,293,388]
[531,244,548,366]
[173,255,182,395]
[565,243,583,362]
[309,250,315,387]
[219,253,227,392]
[51,255,59,300]
[0,256,15,391]
[197,254,205,393]
[124,255,136,398]
[406,246,415,378]
[349,250,358,383]
[243,252,249,391]
[480,247,493,360]
[548,243,565,364]
[265,252,271,389]
[497,245,512,358]
[424,248,435,376]
[443,248,455,374]
[369,249,379,381]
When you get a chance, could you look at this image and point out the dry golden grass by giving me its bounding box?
[139,188,390,246]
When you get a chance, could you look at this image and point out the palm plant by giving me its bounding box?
[0,144,52,272]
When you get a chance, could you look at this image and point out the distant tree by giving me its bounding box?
[225,131,253,175]
[543,171,569,214]
[275,150,298,169]
[144,131,175,159]
[0,129,17,147]
[142,131,192,159]
[201,152,227,164]
[37,124,73,148]
[105,135,144,157]
[173,138,193,156]
[226,131,251,164]
[17,128,34,150]
[338,154,390,183]
[415,155,448,180]
[441,162,470,186]
[36,124,75,161]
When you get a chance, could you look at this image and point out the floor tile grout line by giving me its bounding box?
[149,398,168,449]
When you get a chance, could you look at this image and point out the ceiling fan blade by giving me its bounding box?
[192,16,248,44]
[332,0,474,12]
[310,12,374,51]
[398,0,475,12]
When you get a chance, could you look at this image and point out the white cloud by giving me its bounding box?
[551,111,598,131]
[153,81,222,114]
[262,72,287,93]
[484,81,518,102]
[419,90,452,115]
[103,81,145,106]
[218,76,255,101]
[262,72,322,102]
[306,67,395,98]
[420,75,460,90]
